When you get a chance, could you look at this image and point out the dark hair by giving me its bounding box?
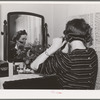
[12,30,27,42]
[63,18,93,45]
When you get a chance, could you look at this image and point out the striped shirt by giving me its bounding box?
[36,48,98,89]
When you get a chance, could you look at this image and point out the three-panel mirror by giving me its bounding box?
[6,12,46,62]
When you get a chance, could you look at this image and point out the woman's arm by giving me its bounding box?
[30,37,67,70]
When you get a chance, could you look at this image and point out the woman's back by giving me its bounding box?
[58,48,98,89]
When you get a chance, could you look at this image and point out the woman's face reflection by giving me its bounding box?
[17,34,27,46]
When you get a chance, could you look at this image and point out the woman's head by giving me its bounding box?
[63,18,92,45]
[12,30,27,45]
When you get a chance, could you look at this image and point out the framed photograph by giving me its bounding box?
[0,1,100,99]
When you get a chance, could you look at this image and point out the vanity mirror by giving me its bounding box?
[3,12,48,63]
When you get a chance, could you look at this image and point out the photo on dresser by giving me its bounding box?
[0,1,99,94]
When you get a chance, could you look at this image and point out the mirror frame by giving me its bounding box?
[7,12,46,62]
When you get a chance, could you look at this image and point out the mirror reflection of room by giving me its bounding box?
[8,13,45,66]
[10,15,42,45]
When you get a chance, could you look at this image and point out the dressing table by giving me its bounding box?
[0,62,60,89]
[0,73,61,89]
[0,74,42,89]
[0,12,60,89]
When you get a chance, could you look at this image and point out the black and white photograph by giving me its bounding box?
[0,1,100,98]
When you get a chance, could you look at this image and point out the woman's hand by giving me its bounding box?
[50,37,67,53]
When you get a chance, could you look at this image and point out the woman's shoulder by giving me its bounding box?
[70,47,97,56]
[87,48,97,54]
[52,47,97,58]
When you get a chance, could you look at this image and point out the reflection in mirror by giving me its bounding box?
[10,14,42,45]
[8,13,45,63]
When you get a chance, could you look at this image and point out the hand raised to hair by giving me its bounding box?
[50,37,67,52]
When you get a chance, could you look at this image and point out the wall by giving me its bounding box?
[0,5,2,60]
[52,4,68,38]
[67,4,100,17]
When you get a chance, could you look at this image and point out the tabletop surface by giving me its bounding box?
[0,73,59,89]
[0,74,43,82]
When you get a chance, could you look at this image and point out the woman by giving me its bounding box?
[31,18,98,89]
[10,30,27,61]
